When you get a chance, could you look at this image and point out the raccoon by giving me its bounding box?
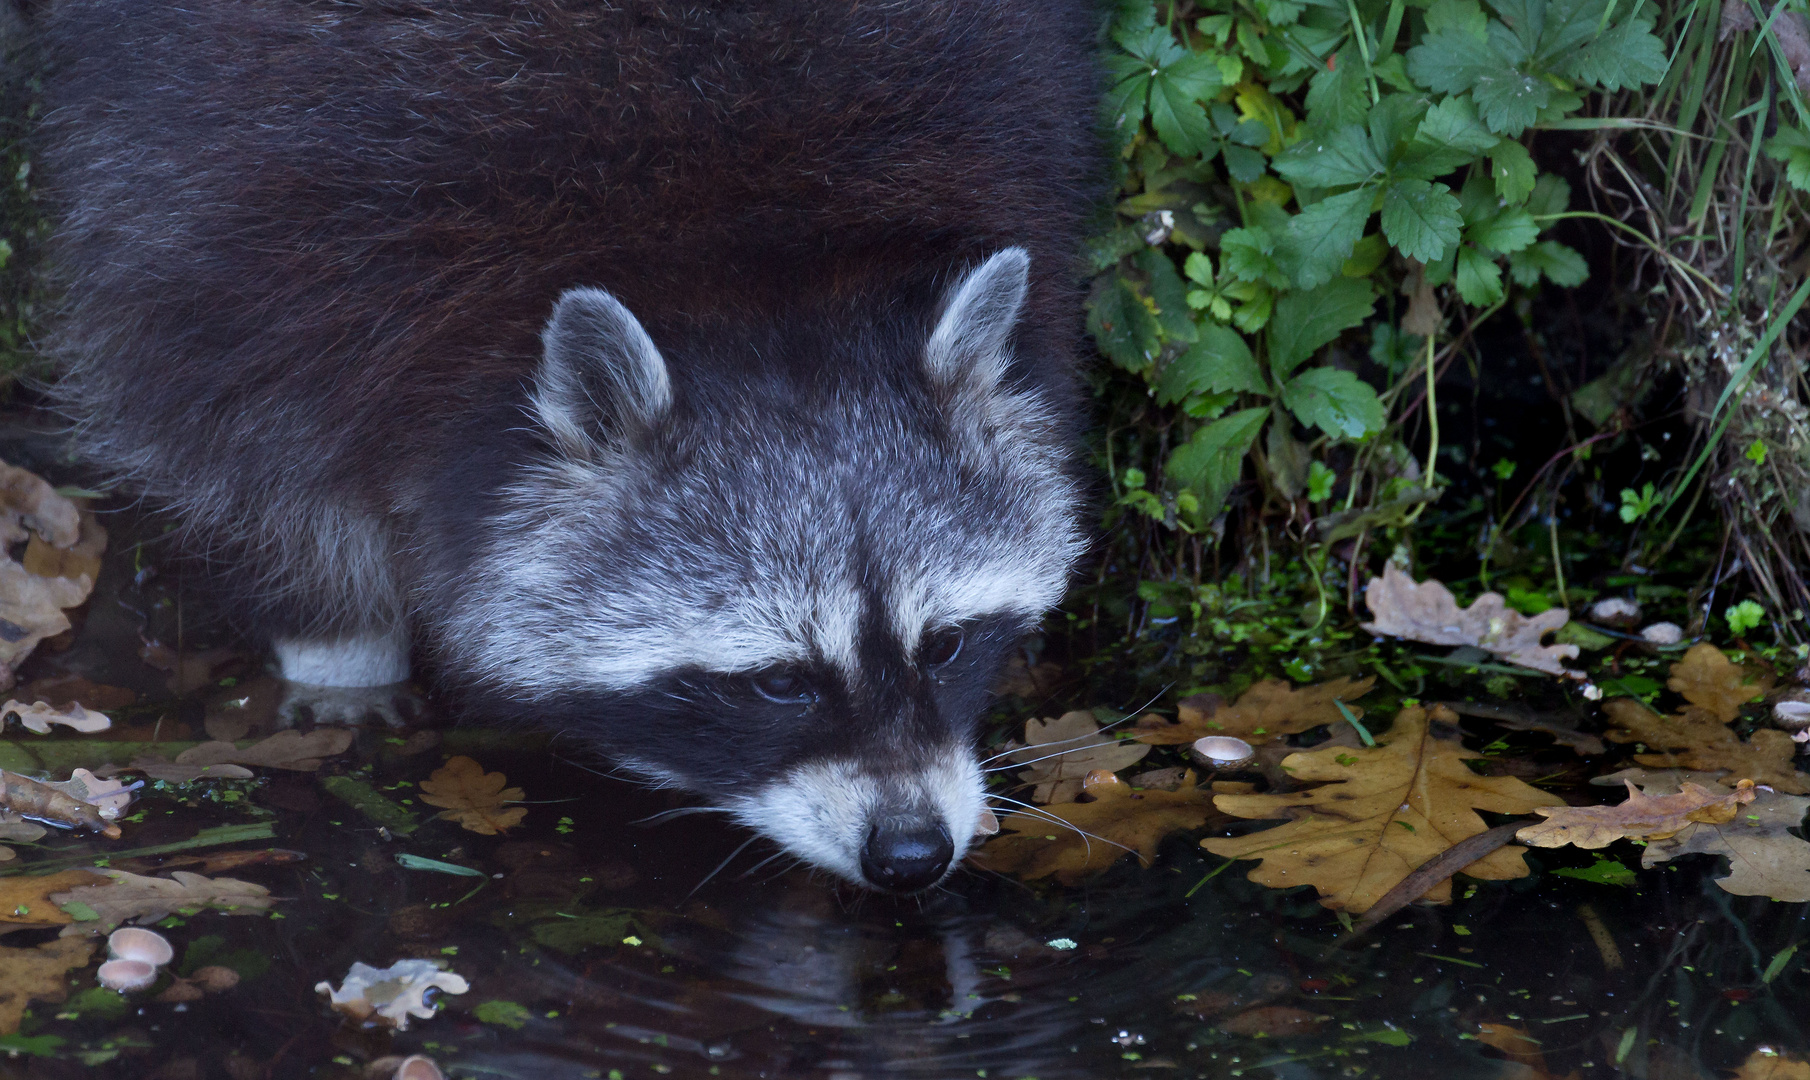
[27,0,1103,892]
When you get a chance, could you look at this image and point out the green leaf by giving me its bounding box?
[1136,249,1198,343]
[1165,407,1269,517]
[1468,205,1539,253]
[1274,124,1386,189]
[1454,245,1505,305]
[1726,599,1766,636]
[1507,240,1588,286]
[1551,860,1637,887]
[475,1000,534,1030]
[1563,16,1668,90]
[1396,97,1498,179]
[1280,367,1387,437]
[1488,140,1537,203]
[1341,232,1390,277]
[1468,65,1552,136]
[1269,277,1376,379]
[1763,126,1810,193]
[1220,226,1290,287]
[1405,28,1502,94]
[1306,44,1372,129]
[1281,188,1375,288]
[1424,0,1488,38]
[1088,276,1163,370]
[1156,324,1268,404]
[1380,178,1464,263]
[1525,173,1572,218]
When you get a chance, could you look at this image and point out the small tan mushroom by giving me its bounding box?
[107,927,174,967]
[97,958,158,992]
[394,1056,445,1080]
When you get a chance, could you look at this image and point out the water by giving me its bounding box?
[0,413,1804,1079]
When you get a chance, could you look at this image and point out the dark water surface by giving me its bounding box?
[0,416,1803,1080]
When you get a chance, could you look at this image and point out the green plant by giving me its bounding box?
[1085,0,1664,632]
[1727,600,1766,636]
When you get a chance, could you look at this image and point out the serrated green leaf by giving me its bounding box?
[1764,126,1810,192]
[1274,124,1387,189]
[1367,95,1429,163]
[1224,145,1269,183]
[1405,29,1501,95]
[1525,173,1571,219]
[1454,245,1505,305]
[1397,97,1499,179]
[1425,0,1488,38]
[1165,407,1269,517]
[1468,206,1538,253]
[1468,66,1552,136]
[1156,324,1268,404]
[1220,226,1291,287]
[1088,276,1162,371]
[1281,188,1375,288]
[1564,16,1668,90]
[1306,44,1371,129]
[1136,248,1198,343]
[1380,178,1464,262]
[1342,233,1390,277]
[1269,277,1376,379]
[1508,240,1588,286]
[1488,140,1537,203]
[1280,367,1387,437]
[1150,79,1218,156]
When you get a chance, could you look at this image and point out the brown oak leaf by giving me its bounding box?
[419,756,526,835]
[1007,711,1149,803]
[1134,677,1373,746]
[1607,769,1810,903]
[1516,779,1756,849]
[968,769,1219,884]
[1730,1047,1810,1080]
[1602,647,1802,793]
[1359,563,1581,677]
[50,868,275,933]
[0,937,93,1033]
[1204,706,1563,912]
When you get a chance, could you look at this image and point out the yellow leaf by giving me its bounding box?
[1203,706,1563,912]
[0,869,106,927]
[0,937,93,1034]
[419,756,526,835]
[968,770,1219,884]
[1516,779,1755,848]
[1134,677,1373,746]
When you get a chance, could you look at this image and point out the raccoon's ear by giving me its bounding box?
[532,287,672,457]
[925,247,1029,391]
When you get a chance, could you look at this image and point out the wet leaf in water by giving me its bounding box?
[1731,1047,1810,1079]
[1133,677,1374,746]
[49,868,276,932]
[1007,711,1149,803]
[1217,1005,1325,1036]
[1359,563,1582,677]
[419,756,526,835]
[969,769,1219,884]
[1603,646,1803,793]
[1203,706,1563,912]
[125,728,358,782]
[316,959,468,1030]
[320,776,419,835]
[0,769,125,836]
[1608,770,1810,903]
[473,999,532,1030]
[1516,779,1757,848]
[1477,1022,1580,1079]
[0,937,93,1033]
[0,699,110,734]
[0,869,106,929]
[18,674,137,712]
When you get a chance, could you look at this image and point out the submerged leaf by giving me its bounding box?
[50,869,275,933]
[0,938,93,1034]
[1204,706,1562,911]
[419,756,526,835]
[1610,770,1810,903]
[1602,646,1801,792]
[1008,711,1150,804]
[1516,780,1756,849]
[969,769,1219,884]
[1134,676,1374,745]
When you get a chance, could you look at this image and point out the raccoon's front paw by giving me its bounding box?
[275,681,426,729]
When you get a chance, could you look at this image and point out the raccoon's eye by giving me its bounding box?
[750,669,815,705]
[920,628,964,669]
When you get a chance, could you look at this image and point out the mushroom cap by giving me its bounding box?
[97,958,159,992]
[394,1056,446,1080]
[1193,735,1256,764]
[108,927,174,967]
[1640,621,1685,645]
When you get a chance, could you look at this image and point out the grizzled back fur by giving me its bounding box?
[32,0,1103,640]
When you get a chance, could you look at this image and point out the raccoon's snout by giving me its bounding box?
[860,822,953,893]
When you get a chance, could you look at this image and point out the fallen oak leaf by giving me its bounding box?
[1729,1047,1810,1080]
[1007,711,1149,803]
[968,769,1219,884]
[0,699,110,735]
[1477,1021,1581,1080]
[1134,677,1375,746]
[49,868,275,933]
[1614,772,1810,903]
[1204,706,1564,912]
[0,869,107,929]
[0,937,93,1034]
[18,674,137,712]
[1667,643,1774,721]
[0,769,124,837]
[121,728,355,783]
[1360,563,1581,677]
[1516,780,1757,849]
[1602,649,1804,793]
[419,756,526,835]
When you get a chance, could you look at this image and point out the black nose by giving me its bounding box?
[860,822,954,892]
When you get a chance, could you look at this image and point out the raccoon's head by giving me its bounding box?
[446,249,1083,893]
